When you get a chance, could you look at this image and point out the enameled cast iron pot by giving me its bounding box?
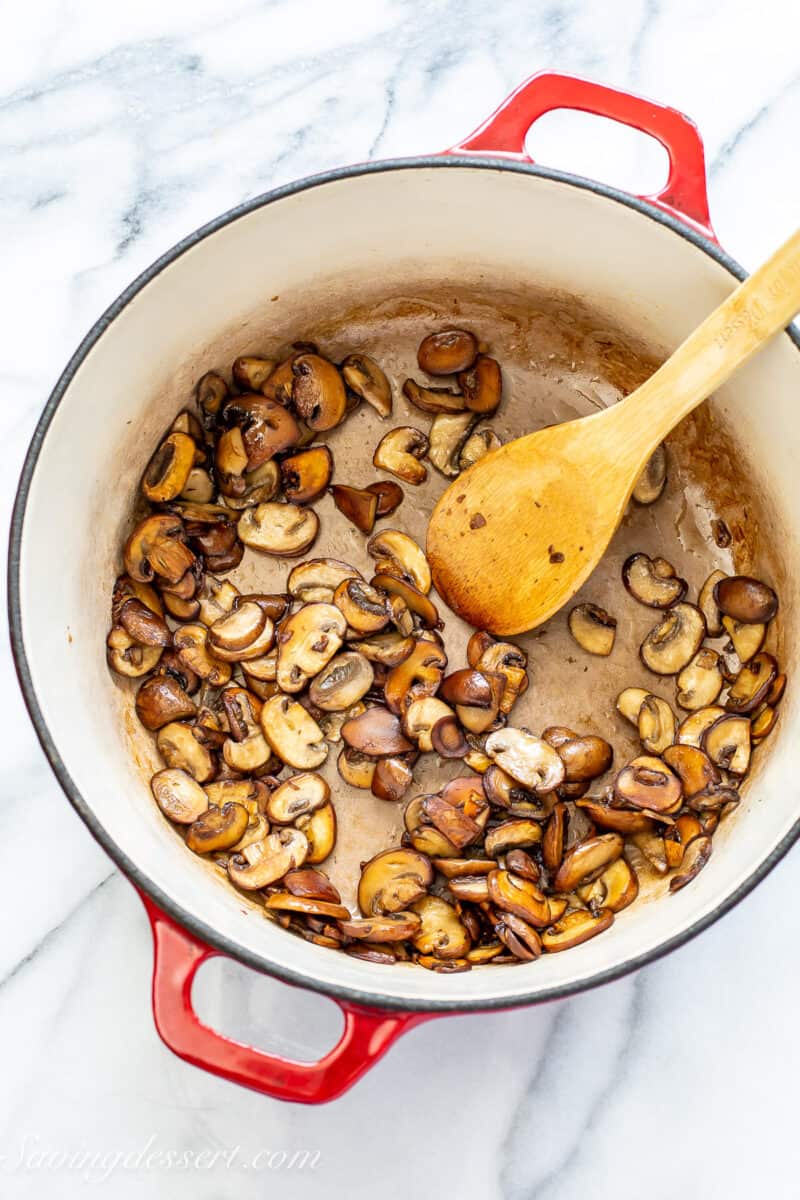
[10,72,800,1104]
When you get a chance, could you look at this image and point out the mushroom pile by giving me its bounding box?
[106,327,784,972]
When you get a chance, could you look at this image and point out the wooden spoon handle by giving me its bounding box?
[615,226,800,461]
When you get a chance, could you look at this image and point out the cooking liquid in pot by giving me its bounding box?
[119,286,782,917]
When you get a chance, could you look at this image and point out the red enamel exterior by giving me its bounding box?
[141,70,715,1104]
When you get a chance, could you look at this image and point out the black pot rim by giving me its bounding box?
[9,155,800,1014]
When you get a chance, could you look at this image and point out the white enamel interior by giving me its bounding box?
[17,164,800,1009]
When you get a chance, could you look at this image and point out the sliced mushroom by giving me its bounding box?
[622,553,686,608]
[476,641,528,714]
[696,569,726,637]
[266,772,329,824]
[370,573,439,630]
[403,378,465,414]
[340,353,392,417]
[367,529,431,594]
[372,427,429,484]
[439,669,503,735]
[485,729,565,792]
[215,425,249,490]
[676,649,723,710]
[669,835,713,892]
[173,624,232,686]
[676,705,727,747]
[302,802,337,863]
[613,755,682,813]
[340,912,421,944]
[417,328,477,375]
[260,694,328,769]
[228,827,309,890]
[487,870,551,927]
[350,629,415,667]
[426,411,476,478]
[661,744,720,801]
[280,446,333,504]
[632,443,667,504]
[288,558,361,604]
[663,813,703,869]
[276,603,345,693]
[726,652,778,714]
[541,908,614,952]
[290,354,347,430]
[265,892,350,921]
[237,502,319,557]
[403,697,455,752]
[308,651,374,711]
[196,576,239,627]
[410,894,471,959]
[459,427,502,472]
[232,355,276,391]
[141,431,196,504]
[156,722,215,783]
[721,615,766,664]
[342,706,413,756]
[330,485,379,534]
[357,848,433,915]
[568,603,617,656]
[615,686,648,726]
[702,714,751,775]
[578,858,639,913]
[421,792,482,849]
[283,868,341,904]
[493,911,542,960]
[220,459,281,509]
[637,695,676,754]
[372,755,415,803]
[575,798,655,835]
[136,675,197,730]
[430,714,470,758]
[208,601,267,653]
[180,466,215,504]
[196,370,228,421]
[106,626,163,677]
[484,819,543,857]
[546,732,614,782]
[124,514,195,584]
[714,575,778,624]
[362,482,402,520]
[553,833,624,892]
[482,764,547,816]
[186,803,250,854]
[334,578,390,634]
[384,639,448,714]
[751,704,778,741]
[151,768,208,824]
[457,355,502,415]
[337,747,377,789]
[640,603,705,675]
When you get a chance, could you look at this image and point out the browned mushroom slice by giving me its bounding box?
[702,714,751,775]
[614,755,682,813]
[632,443,667,504]
[291,354,347,430]
[330,485,379,534]
[663,813,704,869]
[661,743,720,800]
[215,426,249,494]
[492,911,542,960]
[468,634,495,670]
[541,908,614,952]
[417,328,478,375]
[403,378,466,414]
[362,482,402,520]
[404,794,460,858]
[403,697,456,752]
[637,695,676,754]
[340,913,422,942]
[640,603,705,675]
[196,370,228,421]
[542,801,568,871]
[577,858,639,913]
[156,722,215,783]
[568,603,617,656]
[208,601,267,653]
[301,802,337,863]
[487,870,551,927]
[372,427,429,484]
[459,427,502,472]
[124,514,195,584]
[553,833,624,892]
[628,830,668,874]
[476,641,528,714]
[695,569,725,637]
[622,553,687,608]
[287,557,361,604]
[751,704,778,741]
[721,616,766,664]
[136,674,197,730]
[196,576,238,626]
[767,672,787,706]
[350,629,415,667]
[367,528,431,594]
[425,411,476,478]
[228,828,309,889]
[106,627,163,677]
[485,819,543,857]
[280,446,333,504]
[260,694,328,769]
[439,668,503,735]
[482,765,547,817]
[265,892,350,921]
[371,574,439,631]
[238,502,319,557]
[676,649,723,711]
[141,432,196,504]
[151,768,209,824]
[371,755,415,803]
[260,352,301,404]
[203,777,266,812]
[410,895,471,959]
[341,706,413,756]
[222,460,282,510]
[485,729,565,792]
[614,686,647,726]
[421,792,482,849]
[384,639,447,714]
[676,704,727,747]
[575,798,655,835]
[186,803,251,854]
[358,848,433,915]
[308,651,374,712]
[180,466,215,504]
[431,714,470,758]
[232,355,276,391]
[283,868,341,903]
[173,624,232,686]
[457,355,502,414]
[267,772,329,824]
[726,652,778,714]
[333,578,390,634]
[545,731,613,782]
[277,603,346,693]
[433,857,495,879]
[340,353,392,418]
[448,873,493,905]
[714,575,778,624]
[337,746,377,789]
[669,835,713,892]
[169,409,205,443]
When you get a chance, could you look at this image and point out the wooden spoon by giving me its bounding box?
[427,228,800,635]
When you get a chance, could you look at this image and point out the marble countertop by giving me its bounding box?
[4,1,800,1195]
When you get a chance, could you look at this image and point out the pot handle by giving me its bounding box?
[448,71,715,239]
[141,893,429,1104]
